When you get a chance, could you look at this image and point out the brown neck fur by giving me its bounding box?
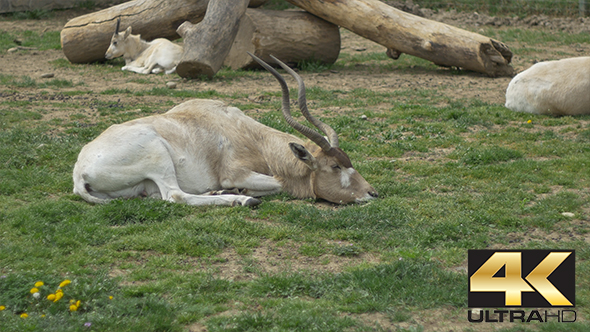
[246,125,317,199]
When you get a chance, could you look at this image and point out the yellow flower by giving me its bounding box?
[30,287,39,294]
[76,300,81,307]
[108,295,113,300]
[34,281,44,287]
[47,294,56,301]
[54,292,64,302]
[69,304,78,312]
[56,288,63,294]
[0,305,6,311]
[527,119,532,124]
[20,313,28,318]
[59,280,71,288]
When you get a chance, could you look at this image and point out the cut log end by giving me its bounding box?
[176,61,216,79]
[481,41,515,77]
[488,64,515,78]
[176,21,195,38]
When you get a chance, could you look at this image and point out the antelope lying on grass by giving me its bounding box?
[505,56,590,116]
[73,53,378,206]
[105,18,183,75]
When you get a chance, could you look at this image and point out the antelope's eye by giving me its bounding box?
[331,165,341,170]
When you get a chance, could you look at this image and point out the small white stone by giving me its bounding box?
[166,81,177,89]
[561,212,575,218]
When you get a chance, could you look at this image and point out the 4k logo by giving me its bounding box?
[468,250,575,308]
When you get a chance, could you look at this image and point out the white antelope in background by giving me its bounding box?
[105,18,183,75]
[505,56,590,116]
[73,53,378,206]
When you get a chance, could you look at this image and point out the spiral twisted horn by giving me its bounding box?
[268,55,339,148]
[247,52,336,151]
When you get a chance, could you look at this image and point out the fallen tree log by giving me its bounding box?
[223,9,340,70]
[286,0,515,77]
[176,0,249,78]
[60,0,263,64]
[1,0,126,13]
[248,0,268,7]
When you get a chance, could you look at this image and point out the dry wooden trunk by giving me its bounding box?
[1,0,127,13]
[223,9,340,70]
[286,0,515,77]
[248,0,268,7]
[60,0,264,64]
[176,0,249,78]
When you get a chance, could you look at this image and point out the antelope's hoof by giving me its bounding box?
[243,197,261,206]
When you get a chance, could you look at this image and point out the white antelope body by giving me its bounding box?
[505,56,590,116]
[105,18,183,75]
[73,54,377,206]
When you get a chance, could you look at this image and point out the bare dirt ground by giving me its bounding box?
[1,6,588,332]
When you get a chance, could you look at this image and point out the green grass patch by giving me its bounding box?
[1,18,589,332]
[0,30,61,51]
[414,0,583,16]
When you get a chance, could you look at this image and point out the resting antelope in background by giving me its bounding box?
[105,18,183,74]
[505,56,590,116]
[73,53,378,206]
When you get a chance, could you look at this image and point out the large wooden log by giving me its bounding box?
[1,0,126,13]
[286,0,515,77]
[248,0,268,7]
[223,9,340,70]
[61,0,208,64]
[60,0,263,64]
[176,0,249,78]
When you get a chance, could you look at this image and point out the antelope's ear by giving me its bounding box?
[124,26,132,38]
[289,143,318,171]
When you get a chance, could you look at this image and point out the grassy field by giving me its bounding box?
[412,0,584,17]
[1,7,590,332]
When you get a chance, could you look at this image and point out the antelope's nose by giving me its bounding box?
[369,190,378,198]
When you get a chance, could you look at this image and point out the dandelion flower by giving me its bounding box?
[59,280,71,288]
[47,294,56,301]
[527,119,532,124]
[20,313,28,318]
[69,304,78,312]
[34,281,44,287]
[33,292,40,299]
[30,287,39,294]
[76,300,81,307]
[0,305,6,311]
[108,295,113,300]
[54,292,64,302]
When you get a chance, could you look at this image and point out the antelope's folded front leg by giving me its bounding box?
[204,188,243,196]
[221,172,282,197]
